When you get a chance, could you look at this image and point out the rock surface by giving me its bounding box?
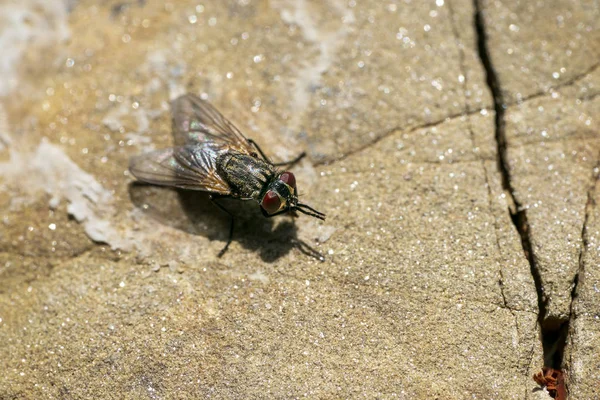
[480,0,600,397]
[0,0,597,398]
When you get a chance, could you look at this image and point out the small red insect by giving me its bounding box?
[533,367,566,400]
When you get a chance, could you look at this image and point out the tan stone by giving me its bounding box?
[2,0,598,398]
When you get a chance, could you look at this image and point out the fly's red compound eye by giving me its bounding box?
[261,190,282,214]
[279,172,296,189]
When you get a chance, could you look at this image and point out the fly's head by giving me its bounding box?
[260,171,325,220]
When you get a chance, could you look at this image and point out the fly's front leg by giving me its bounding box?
[274,151,305,168]
[210,195,234,257]
[247,139,305,168]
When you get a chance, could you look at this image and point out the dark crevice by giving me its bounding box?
[518,131,600,147]
[514,61,600,106]
[315,107,484,166]
[579,91,600,102]
[473,0,567,374]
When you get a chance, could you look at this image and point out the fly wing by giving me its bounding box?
[129,145,231,194]
[171,94,255,154]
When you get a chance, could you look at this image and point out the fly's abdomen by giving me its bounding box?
[217,152,274,200]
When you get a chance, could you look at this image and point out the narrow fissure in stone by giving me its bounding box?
[473,0,568,374]
[565,164,599,382]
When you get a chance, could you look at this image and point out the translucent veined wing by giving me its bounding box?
[129,145,231,194]
[171,94,255,154]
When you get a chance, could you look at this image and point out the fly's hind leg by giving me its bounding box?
[247,139,305,168]
[209,195,234,257]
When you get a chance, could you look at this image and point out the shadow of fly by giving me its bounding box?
[129,94,325,256]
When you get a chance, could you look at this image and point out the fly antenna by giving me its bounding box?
[296,203,326,220]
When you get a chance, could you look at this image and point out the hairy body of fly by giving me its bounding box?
[217,151,275,200]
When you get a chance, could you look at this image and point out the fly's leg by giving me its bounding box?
[274,151,306,168]
[247,139,271,162]
[210,195,234,257]
[247,139,305,168]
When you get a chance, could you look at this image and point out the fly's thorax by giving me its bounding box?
[216,151,275,200]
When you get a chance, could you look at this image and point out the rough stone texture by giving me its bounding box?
[0,0,597,398]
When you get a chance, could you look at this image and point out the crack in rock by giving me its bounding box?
[511,61,600,106]
[472,0,573,381]
[316,107,486,166]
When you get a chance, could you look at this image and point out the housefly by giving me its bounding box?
[129,94,325,256]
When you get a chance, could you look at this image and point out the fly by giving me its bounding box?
[129,94,325,256]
